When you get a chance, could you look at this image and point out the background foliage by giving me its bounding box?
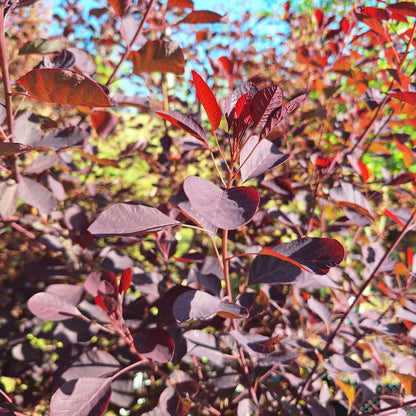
[1,0,416,415]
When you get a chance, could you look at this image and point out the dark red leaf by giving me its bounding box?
[240,137,289,182]
[167,0,194,10]
[251,85,283,128]
[155,110,208,145]
[359,6,391,20]
[249,237,345,285]
[16,68,115,107]
[108,0,131,16]
[88,202,181,237]
[340,17,350,33]
[131,40,185,75]
[173,290,248,322]
[119,268,132,294]
[176,10,227,24]
[183,176,259,230]
[315,9,324,26]
[28,292,81,321]
[50,377,112,416]
[387,2,416,18]
[90,110,118,137]
[0,142,31,156]
[389,91,416,105]
[133,328,175,363]
[260,93,306,139]
[192,71,222,131]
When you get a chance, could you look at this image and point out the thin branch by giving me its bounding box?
[106,0,156,86]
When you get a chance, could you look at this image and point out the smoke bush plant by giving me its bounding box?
[2,0,416,415]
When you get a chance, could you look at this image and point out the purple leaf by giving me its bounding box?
[183,176,259,230]
[28,292,81,321]
[0,181,18,219]
[159,385,191,416]
[173,290,248,322]
[88,202,181,237]
[156,110,208,145]
[46,284,85,306]
[37,126,89,150]
[50,377,112,416]
[249,237,344,285]
[240,137,289,182]
[60,350,120,382]
[260,93,307,139]
[24,153,59,174]
[251,85,283,128]
[170,186,218,234]
[307,297,332,328]
[230,330,279,357]
[18,176,57,214]
[223,81,258,125]
[133,328,175,363]
[329,182,374,224]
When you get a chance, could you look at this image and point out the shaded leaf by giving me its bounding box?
[155,110,208,145]
[131,40,185,75]
[307,297,331,329]
[192,71,222,130]
[50,377,112,416]
[0,181,18,219]
[387,2,416,18]
[249,237,344,285]
[18,176,57,214]
[19,38,65,54]
[230,330,279,357]
[183,176,259,230]
[16,68,115,107]
[173,290,248,322]
[28,292,81,321]
[0,142,31,156]
[60,350,120,382]
[329,182,374,223]
[133,328,175,363]
[23,153,59,174]
[38,126,89,150]
[240,137,289,182]
[176,10,227,24]
[88,202,180,237]
[159,385,191,416]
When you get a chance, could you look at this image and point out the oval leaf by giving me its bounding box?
[88,202,180,237]
[28,292,81,321]
[173,290,248,322]
[176,10,227,24]
[183,176,259,230]
[155,110,208,145]
[38,126,90,150]
[0,142,31,156]
[50,377,112,416]
[0,182,18,219]
[240,137,289,182]
[192,71,222,131]
[133,328,175,363]
[251,85,283,128]
[249,237,344,285]
[131,40,185,75]
[16,68,115,107]
[18,176,57,214]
